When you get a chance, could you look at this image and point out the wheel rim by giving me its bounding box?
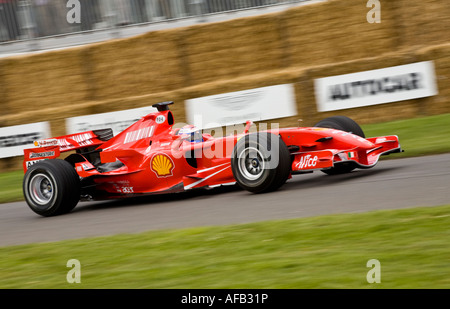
[238,147,265,180]
[29,173,54,206]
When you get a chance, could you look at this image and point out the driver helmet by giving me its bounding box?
[176,125,203,143]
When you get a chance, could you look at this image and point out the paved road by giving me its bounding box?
[1,153,449,246]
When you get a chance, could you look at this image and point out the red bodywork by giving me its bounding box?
[23,109,401,200]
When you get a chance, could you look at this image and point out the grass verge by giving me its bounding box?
[362,113,450,158]
[0,171,23,204]
[0,204,449,288]
[2,113,450,204]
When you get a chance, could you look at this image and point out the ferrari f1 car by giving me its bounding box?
[22,101,402,216]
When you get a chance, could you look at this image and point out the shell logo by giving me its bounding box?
[151,154,175,177]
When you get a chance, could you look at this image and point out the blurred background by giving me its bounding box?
[0,0,306,50]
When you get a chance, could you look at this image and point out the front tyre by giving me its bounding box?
[314,116,365,175]
[231,133,291,193]
[23,159,80,217]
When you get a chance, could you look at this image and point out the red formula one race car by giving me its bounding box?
[22,101,402,216]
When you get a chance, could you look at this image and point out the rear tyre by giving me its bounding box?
[314,116,365,175]
[23,159,80,217]
[231,133,291,193]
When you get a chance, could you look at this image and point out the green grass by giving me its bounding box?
[362,113,450,158]
[2,113,450,204]
[1,204,449,288]
[0,170,24,203]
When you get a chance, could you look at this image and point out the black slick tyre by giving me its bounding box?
[231,133,291,193]
[314,116,365,138]
[23,159,80,217]
[314,116,365,175]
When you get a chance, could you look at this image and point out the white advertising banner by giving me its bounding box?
[185,84,297,129]
[66,106,158,136]
[0,122,51,158]
[314,61,438,112]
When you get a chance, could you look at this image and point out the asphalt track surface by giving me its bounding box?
[1,153,449,246]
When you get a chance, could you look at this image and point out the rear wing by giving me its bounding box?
[23,129,112,172]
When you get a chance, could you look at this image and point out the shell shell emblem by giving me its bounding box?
[151,153,174,177]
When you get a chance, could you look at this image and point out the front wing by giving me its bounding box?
[291,135,401,173]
